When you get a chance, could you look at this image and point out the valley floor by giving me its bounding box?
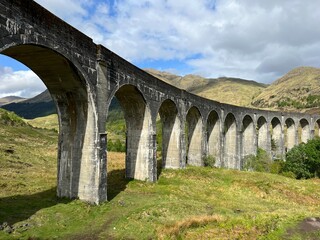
[1,125,320,239]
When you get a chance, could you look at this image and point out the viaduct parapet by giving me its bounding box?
[1,0,319,203]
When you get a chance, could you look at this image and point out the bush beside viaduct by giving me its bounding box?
[1,0,319,203]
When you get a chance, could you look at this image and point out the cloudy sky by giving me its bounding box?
[1,0,320,98]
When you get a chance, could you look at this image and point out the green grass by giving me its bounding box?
[1,113,320,239]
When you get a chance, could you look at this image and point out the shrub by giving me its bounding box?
[283,137,320,179]
[243,148,272,172]
[203,155,216,167]
[270,159,285,174]
[271,138,277,151]
[0,109,26,126]
[107,139,125,152]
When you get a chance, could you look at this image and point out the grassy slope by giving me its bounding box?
[26,114,59,132]
[27,113,126,144]
[252,67,320,113]
[194,78,265,107]
[1,114,320,239]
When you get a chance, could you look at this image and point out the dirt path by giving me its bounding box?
[285,217,320,239]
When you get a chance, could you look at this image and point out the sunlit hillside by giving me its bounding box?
[146,69,266,107]
[252,67,320,114]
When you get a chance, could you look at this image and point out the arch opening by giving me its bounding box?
[207,110,221,167]
[1,44,91,200]
[186,106,203,166]
[285,118,296,151]
[271,117,282,159]
[299,119,310,144]
[242,115,256,166]
[110,85,152,182]
[105,97,128,200]
[224,113,238,169]
[257,116,268,151]
[158,99,181,173]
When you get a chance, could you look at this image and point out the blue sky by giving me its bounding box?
[1,0,320,98]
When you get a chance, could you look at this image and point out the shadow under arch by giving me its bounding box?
[1,44,90,199]
[186,106,203,166]
[158,99,181,174]
[108,84,152,183]
[207,110,221,166]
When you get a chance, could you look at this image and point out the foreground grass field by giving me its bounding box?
[1,123,320,239]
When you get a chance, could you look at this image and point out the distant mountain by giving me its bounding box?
[3,67,319,120]
[145,69,267,107]
[0,96,25,107]
[1,90,55,119]
[251,67,320,113]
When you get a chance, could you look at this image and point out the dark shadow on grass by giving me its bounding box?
[0,187,71,225]
[157,158,163,179]
[107,169,133,201]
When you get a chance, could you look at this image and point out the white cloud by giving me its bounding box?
[11,0,320,85]
[0,66,46,98]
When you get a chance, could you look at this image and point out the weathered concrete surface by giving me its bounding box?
[1,0,320,203]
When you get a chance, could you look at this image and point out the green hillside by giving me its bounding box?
[0,109,320,239]
[252,67,320,113]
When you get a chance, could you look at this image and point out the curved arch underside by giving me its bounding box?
[1,44,100,201]
[115,85,152,181]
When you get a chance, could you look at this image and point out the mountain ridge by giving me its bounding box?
[1,66,320,119]
[252,66,320,113]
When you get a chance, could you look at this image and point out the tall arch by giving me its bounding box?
[186,106,203,166]
[242,115,256,162]
[207,110,221,166]
[224,113,238,169]
[158,99,181,170]
[0,44,100,201]
[271,117,282,158]
[285,118,296,151]
[113,85,152,181]
[257,116,269,151]
[299,119,310,143]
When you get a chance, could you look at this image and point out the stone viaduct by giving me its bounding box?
[1,0,320,204]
